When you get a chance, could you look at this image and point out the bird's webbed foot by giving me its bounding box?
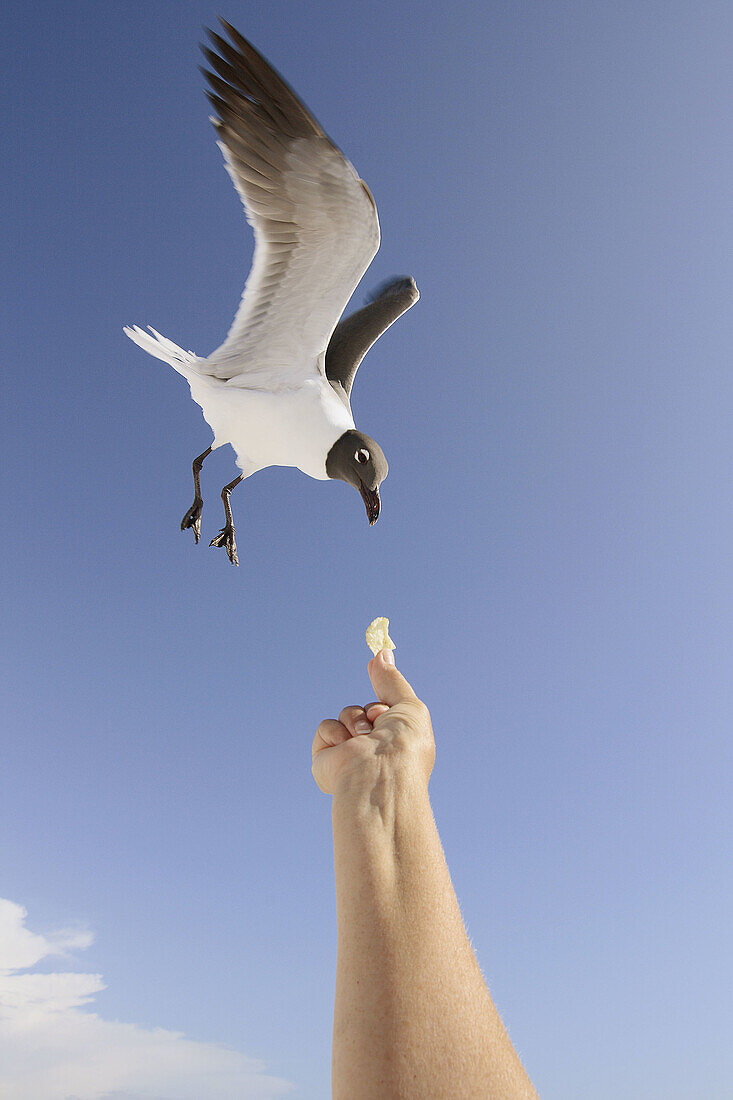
[181,498,203,543]
[181,446,213,544]
[209,473,244,565]
[210,524,239,566]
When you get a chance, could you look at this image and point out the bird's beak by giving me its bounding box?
[359,482,381,525]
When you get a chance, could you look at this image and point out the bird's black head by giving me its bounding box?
[325,430,388,525]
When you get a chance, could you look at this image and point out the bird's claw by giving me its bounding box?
[181,499,203,543]
[210,524,239,566]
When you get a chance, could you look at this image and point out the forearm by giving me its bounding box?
[331,760,537,1100]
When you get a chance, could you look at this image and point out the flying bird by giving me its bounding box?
[124,19,419,565]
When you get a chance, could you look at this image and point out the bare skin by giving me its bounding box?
[312,648,539,1100]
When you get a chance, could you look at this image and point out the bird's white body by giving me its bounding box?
[187,365,354,480]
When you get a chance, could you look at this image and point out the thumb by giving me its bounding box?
[368,649,419,706]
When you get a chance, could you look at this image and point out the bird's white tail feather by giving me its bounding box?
[123,325,198,378]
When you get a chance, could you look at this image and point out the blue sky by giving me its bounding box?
[2,1,732,1096]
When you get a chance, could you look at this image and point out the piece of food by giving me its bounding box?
[366,617,396,656]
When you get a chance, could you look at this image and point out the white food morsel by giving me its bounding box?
[365,617,396,656]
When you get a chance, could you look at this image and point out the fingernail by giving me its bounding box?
[355,719,372,734]
[380,648,395,666]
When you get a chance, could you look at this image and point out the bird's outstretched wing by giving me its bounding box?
[325,276,420,401]
[199,20,380,385]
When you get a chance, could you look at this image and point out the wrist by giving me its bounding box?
[332,753,430,816]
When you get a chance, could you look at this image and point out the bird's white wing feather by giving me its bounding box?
[200,22,380,386]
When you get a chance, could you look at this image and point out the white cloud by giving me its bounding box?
[0,899,93,972]
[0,899,292,1100]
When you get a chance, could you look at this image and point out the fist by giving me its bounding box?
[312,649,435,795]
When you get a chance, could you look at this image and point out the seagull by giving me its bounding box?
[124,19,419,565]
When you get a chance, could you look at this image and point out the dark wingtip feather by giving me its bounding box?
[198,63,217,89]
[217,15,237,36]
[202,25,221,53]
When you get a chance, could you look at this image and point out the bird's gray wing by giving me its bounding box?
[199,21,380,385]
[325,276,420,399]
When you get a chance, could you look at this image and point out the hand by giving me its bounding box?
[312,649,435,795]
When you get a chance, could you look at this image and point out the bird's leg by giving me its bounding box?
[181,446,212,543]
[209,474,244,566]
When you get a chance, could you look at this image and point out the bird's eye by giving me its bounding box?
[355,448,370,464]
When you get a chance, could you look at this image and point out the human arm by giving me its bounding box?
[312,648,539,1100]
